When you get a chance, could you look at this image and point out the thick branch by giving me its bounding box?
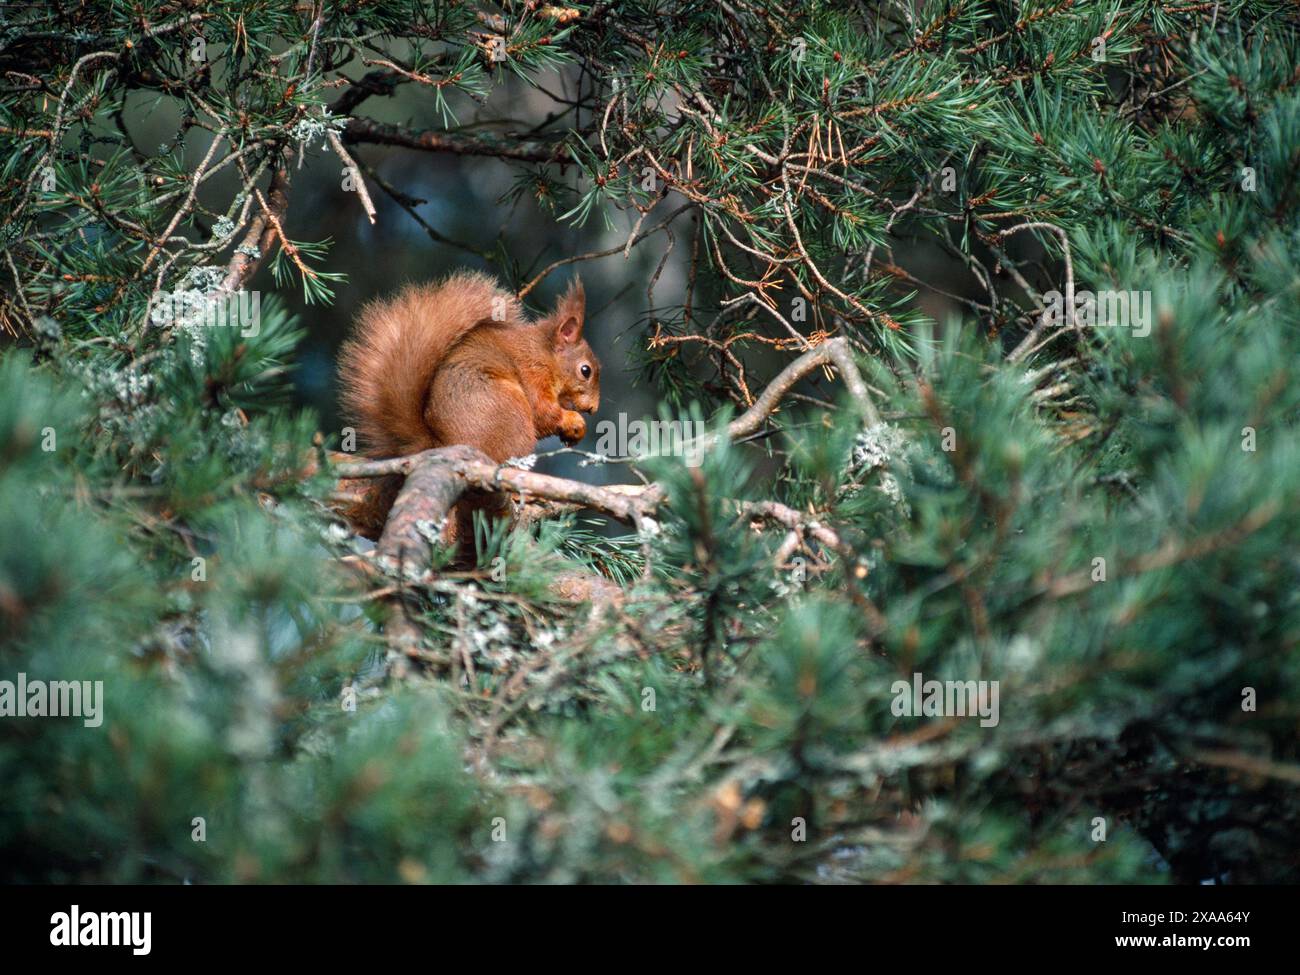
[375,446,480,568]
[342,118,572,164]
[342,451,665,529]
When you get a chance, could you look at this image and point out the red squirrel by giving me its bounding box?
[337,271,600,541]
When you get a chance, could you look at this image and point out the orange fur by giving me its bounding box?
[336,271,600,541]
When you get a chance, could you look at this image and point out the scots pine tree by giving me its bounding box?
[1,1,1297,883]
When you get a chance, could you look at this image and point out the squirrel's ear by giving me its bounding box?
[552,277,585,346]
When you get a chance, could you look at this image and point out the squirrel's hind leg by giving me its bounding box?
[424,367,538,463]
[426,368,539,565]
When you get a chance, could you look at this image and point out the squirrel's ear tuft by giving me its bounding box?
[552,277,585,345]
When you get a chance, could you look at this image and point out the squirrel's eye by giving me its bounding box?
[580,363,592,379]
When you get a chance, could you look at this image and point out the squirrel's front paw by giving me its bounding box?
[558,410,587,444]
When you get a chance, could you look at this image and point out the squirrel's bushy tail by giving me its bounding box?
[338,271,522,457]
